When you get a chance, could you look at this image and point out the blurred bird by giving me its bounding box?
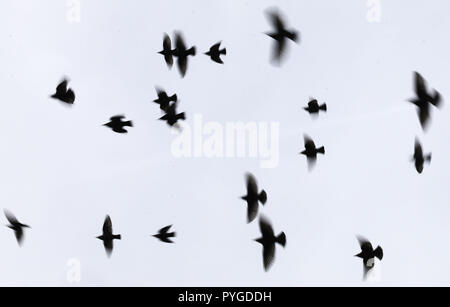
[159,102,186,127]
[96,215,121,257]
[408,72,442,130]
[158,33,174,69]
[241,173,267,223]
[153,225,176,243]
[205,42,227,64]
[254,216,286,271]
[265,9,299,63]
[412,138,432,174]
[4,210,30,246]
[154,87,177,111]
[51,79,75,105]
[300,135,325,170]
[172,32,196,77]
[304,98,327,116]
[355,236,383,279]
[103,115,133,133]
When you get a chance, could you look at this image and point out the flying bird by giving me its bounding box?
[205,42,227,64]
[241,173,267,223]
[154,87,177,111]
[96,215,121,257]
[172,32,196,77]
[158,33,174,69]
[355,236,383,279]
[103,115,133,133]
[304,98,327,116]
[254,216,286,271]
[300,135,325,170]
[265,9,299,63]
[51,79,75,105]
[408,72,442,130]
[159,102,186,127]
[412,138,432,174]
[4,210,30,246]
[153,225,176,243]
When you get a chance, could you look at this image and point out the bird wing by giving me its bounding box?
[267,10,285,32]
[259,216,275,238]
[155,86,165,97]
[356,235,373,253]
[247,201,259,223]
[177,55,188,77]
[4,210,19,225]
[417,105,430,129]
[15,227,24,245]
[66,89,75,104]
[103,215,113,236]
[245,173,259,196]
[175,32,186,51]
[110,115,125,121]
[211,42,221,53]
[414,139,423,158]
[159,225,172,234]
[163,33,172,51]
[160,237,174,244]
[308,100,318,108]
[304,135,316,151]
[103,240,113,256]
[56,80,68,94]
[262,243,276,271]
[211,54,224,64]
[414,72,427,99]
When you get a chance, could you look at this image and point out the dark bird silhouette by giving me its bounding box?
[412,138,431,174]
[4,210,30,246]
[154,87,177,111]
[96,215,121,257]
[159,102,186,127]
[355,236,383,279]
[300,135,325,170]
[304,98,327,115]
[254,216,286,271]
[158,33,174,69]
[172,32,196,77]
[241,173,267,223]
[153,225,176,243]
[265,9,299,63]
[205,42,227,64]
[408,72,442,130]
[103,115,133,134]
[51,79,75,105]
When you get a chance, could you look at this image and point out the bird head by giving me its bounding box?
[254,238,264,245]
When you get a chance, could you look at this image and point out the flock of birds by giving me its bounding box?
[4,7,445,279]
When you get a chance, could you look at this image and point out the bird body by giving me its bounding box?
[205,42,227,64]
[304,99,327,115]
[97,215,121,257]
[300,135,325,169]
[172,32,196,77]
[159,102,186,127]
[51,79,75,105]
[254,217,286,271]
[4,210,30,246]
[355,236,383,279]
[241,173,267,223]
[153,225,176,243]
[104,115,133,133]
[265,9,299,63]
[154,87,178,111]
[413,139,432,174]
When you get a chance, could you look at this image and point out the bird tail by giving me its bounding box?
[320,104,327,111]
[114,235,122,240]
[221,48,227,55]
[317,146,325,155]
[170,94,178,102]
[276,232,286,247]
[187,47,196,56]
[177,113,186,120]
[125,121,133,127]
[258,190,267,205]
[287,31,299,42]
[426,154,432,163]
[374,246,383,260]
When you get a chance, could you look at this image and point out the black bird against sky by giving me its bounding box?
[205,42,227,64]
[97,215,121,257]
[51,79,75,105]
[254,216,286,272]
[408,72,443,130]
[304,98,327,116]
[265,8,299,64]
[153,225,176,244]
[172,32,196,78]
[412,138,432,174]
[159,33,174,69]
[103,115,133,134]
[154,87,178,111]
[241,173,267,224]
[4,210,30,246]
[355,236,383,280]
[300,135,325,170]
[159,101,186,128]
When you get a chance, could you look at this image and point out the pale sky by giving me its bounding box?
[0,0,450,286]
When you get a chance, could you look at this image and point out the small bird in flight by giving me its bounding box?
[172,32,196,77]
[51,79,75,105]
[103,115,133,134]
[355,236,383,279]
[241,173,267,223]
[412,138,432,174]
[97,215,121,257]
[158,33,174,69]
[300,135,325,170]
[153,87,178,112]
[159,102,186,128]
[254,216,286,272]
[408,72,442,130]
[4,210,30,246]
[205,42,227,64]
[304,98,327,116]
[153,225,176,243]
[265,8,299,64]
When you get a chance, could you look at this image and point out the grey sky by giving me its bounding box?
[1,0,450,286]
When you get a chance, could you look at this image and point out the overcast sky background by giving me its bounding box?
[1,0,450,286]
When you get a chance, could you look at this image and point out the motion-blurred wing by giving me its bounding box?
[103,215,113,236]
